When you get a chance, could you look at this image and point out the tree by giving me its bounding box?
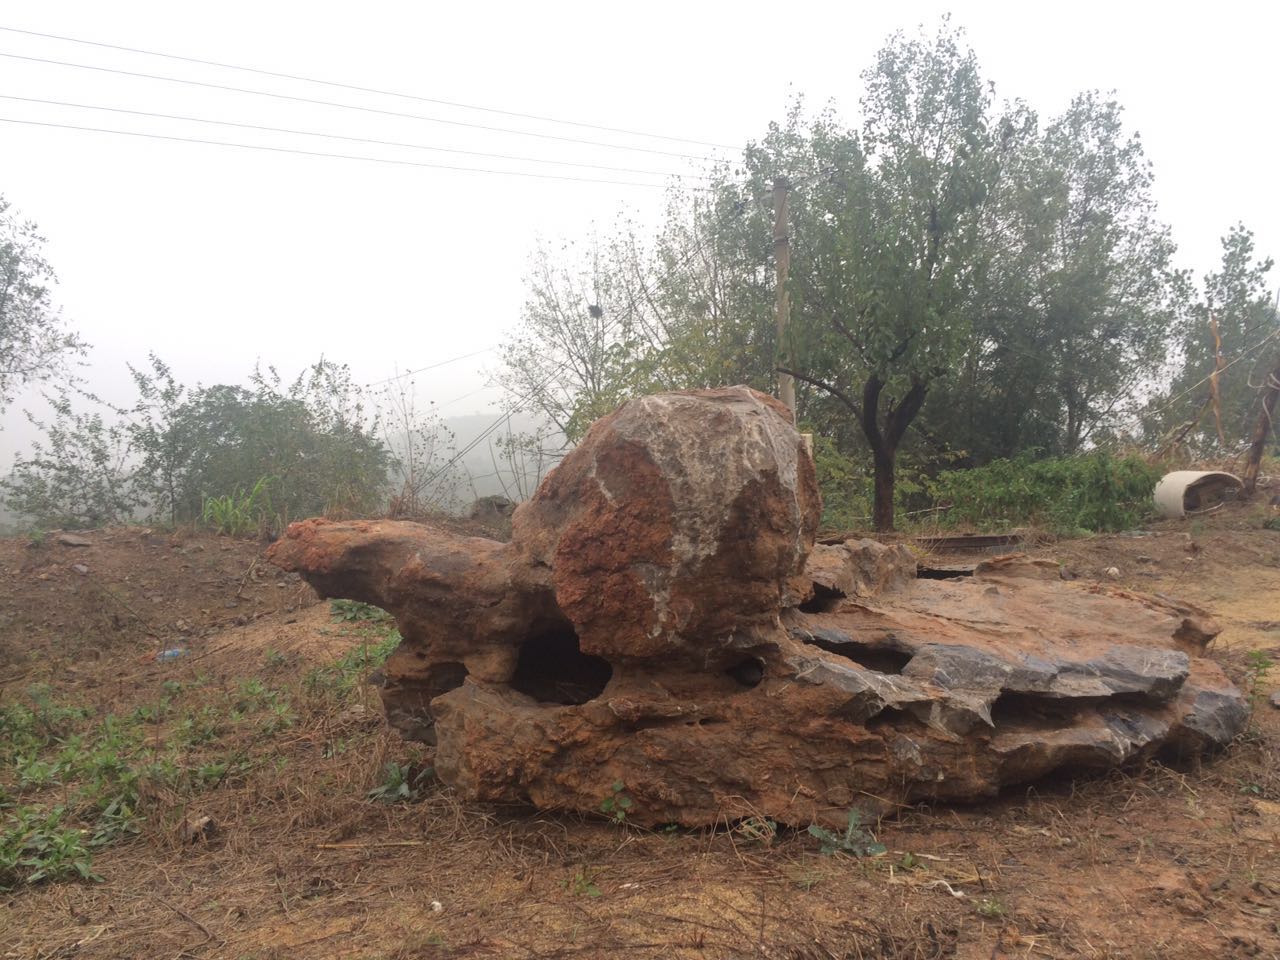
[4,391,137,529]
[777,23,1004,530]
[499,192,779,447]
[1163,225,1278,451]
[504,20,1226,531]
[927,94,1184,461]
[498,235,646,446]
[0,196,85,414]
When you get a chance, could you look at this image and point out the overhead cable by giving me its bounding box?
[0,52,720,161]
[0,95,705,179]
[0,25,735,149]
[0,116,674,186]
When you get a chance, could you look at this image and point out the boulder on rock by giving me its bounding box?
[267,385,1248,828]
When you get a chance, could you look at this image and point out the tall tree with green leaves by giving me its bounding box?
[928,93,1183,460]
[778,23,1004,530]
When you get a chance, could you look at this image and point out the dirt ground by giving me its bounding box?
[1,497,1277,960]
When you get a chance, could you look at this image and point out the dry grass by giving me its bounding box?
[2,513,1279,960]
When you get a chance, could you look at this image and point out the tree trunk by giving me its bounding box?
[871,446,896,532]
[859,373,929,534]
[1242,363,1280,496]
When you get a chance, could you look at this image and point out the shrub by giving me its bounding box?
[928,451,1161,533]
[201,476,277,536]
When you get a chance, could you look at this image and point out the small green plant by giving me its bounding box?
[807,809,886,858]
[1244,649,1274,709]
[599,780,633,823]
[201,475,278,537]
[565,868,602,898]
[977,896,1006,919]
[733,816,778,845]
[89,796,141,847]
[367,761,432,803]
[263,648,287,668]
[330,599,393,623]
[1245,648,1273,687]
[1,807,101,888]
[304,630,401,702]
[257,700,297,735]
[897,851,922,871]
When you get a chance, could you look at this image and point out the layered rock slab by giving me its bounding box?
[267,387,1248,827]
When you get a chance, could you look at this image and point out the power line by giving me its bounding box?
[365,348,497,388]
[0,24,736,150]
[0,52,721,162]
[0,116,674,187]
[0,95,706,180]
[436,384,499,411]
[1152,326,1280,419]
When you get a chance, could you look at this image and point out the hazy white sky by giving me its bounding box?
[2,0,1277,459]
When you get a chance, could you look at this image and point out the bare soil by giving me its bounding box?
[1,499,1277,960]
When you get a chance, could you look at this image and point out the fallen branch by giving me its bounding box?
[315,840,425,850]
[153,895,215,948]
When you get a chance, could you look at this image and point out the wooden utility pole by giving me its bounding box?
[773,177,795,415]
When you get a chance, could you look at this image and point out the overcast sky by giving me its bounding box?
[2,0,1277,460]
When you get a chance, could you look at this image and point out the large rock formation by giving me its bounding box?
[267,386,1248,827]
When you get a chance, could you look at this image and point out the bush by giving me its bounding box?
[3,357,392,530]
[928,451,1161,533]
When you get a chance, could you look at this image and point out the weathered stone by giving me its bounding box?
[795,538,916,608]
[267,387,1248,828]
[511,387,820,661]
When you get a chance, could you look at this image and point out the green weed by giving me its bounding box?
[330,599,393,624]
[304,629,400,702]
[599,780,634,823]
[367,761,432,803]
[807,809,886,858]
[201,475,278,537]
[977,896,1006,919]
[1,806,100,888]
[565,868,602,898]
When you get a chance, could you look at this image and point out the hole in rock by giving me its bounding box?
[725,657,766,688]
[425,661,469,700]
[510,626,612,705]
[799,584,844,614]
[865,704,922,730]
[837,647,913,675]
[915,566,974,580]
[803,633,913,675]
[989,691,1085,727]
